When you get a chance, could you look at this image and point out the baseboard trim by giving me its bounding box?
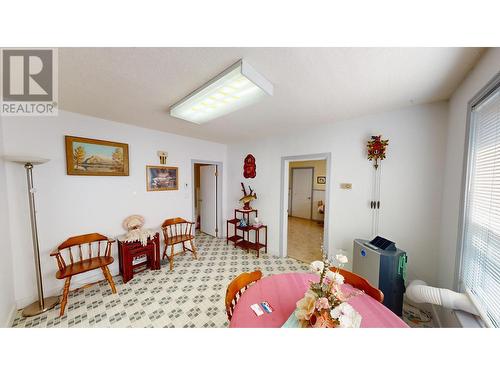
[15,270,120,310]
[5,304,17,328]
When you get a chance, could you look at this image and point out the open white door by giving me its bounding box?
[291,168,313,219]
[200,165,217,237]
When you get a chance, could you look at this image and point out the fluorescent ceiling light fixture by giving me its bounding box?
[170,59,273,124]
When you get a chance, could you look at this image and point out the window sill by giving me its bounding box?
[454,310,484,328]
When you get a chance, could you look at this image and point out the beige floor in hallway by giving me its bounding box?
[287,216,324,263]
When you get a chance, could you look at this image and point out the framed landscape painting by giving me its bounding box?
[65,136,129,176]
[146,166,179,191]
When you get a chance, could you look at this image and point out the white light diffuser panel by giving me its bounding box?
[170,60,273,124]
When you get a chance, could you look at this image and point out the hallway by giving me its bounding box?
[287,216,324,264]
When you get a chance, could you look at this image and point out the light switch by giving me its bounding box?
[340,183,352,190]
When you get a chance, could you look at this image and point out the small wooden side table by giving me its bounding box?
[235,224,268,258]
[117,233,160,283]
[227,208,258,246]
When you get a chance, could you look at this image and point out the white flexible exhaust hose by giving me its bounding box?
[406,280,479,316]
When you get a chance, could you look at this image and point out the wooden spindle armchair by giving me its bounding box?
[50,233,117,316]
[161,217,198,271]
[225,270,263,321]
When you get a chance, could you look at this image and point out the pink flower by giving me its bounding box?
[315,297,330,311]
[332,284,348,301]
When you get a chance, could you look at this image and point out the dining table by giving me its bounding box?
[229,272,409,328]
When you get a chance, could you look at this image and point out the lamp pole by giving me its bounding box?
[21,162,59,317]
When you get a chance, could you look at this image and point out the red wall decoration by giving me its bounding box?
[367,135,389,169]
[243,154,256,178]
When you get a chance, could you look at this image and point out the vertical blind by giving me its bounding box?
[461,84,500,327]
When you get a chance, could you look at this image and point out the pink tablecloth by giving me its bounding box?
[229,272,409,328]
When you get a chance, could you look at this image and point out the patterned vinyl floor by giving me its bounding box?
[11,232,310,328]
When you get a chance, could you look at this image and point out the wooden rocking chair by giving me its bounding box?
[50,233,117,316]
[161,217,198,271]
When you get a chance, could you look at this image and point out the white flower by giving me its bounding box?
[310,260,324,275]
[333,273,344,285]
[325,270,335,281]
[330,302,362,328]
[336,253,349,264]
[326,270,344,285]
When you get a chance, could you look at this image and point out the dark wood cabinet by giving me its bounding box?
[118,233,160,283]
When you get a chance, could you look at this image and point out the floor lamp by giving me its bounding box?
[4,155,59,317]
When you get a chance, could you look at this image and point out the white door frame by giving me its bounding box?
[280,153,332,258]
[191,159,224,238]
[290,166,314,219]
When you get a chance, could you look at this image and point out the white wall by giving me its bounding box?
[2,110,227,308]
[227,102,448,285]
[0,116,16,326]
[438,48,500,290]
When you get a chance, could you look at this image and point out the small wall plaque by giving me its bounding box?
[157,151,168,165]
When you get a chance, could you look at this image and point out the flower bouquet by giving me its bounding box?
[295,253,362,328]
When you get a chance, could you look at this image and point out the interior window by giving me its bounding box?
[460,79,500,327]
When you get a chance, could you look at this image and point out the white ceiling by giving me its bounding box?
[59,48,485,143]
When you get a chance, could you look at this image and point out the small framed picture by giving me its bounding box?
[317,176,326,184]
[146,166,179,191]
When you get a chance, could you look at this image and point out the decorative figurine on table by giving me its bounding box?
[253,217,263,228]
[122,215,156,246]
[239,182,257,210]
[239,218,247,227]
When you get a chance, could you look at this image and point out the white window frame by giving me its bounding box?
[456,71,500,328]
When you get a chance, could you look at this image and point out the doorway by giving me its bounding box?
[192,160,223,238]
[280,154,331,264]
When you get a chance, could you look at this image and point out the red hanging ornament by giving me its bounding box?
[243,154,256,178]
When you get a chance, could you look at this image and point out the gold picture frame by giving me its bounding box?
[317,176,326,184]
[146,165,179,191]
[65,136,129,176]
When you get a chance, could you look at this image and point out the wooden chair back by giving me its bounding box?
[225,270,263,320]
[161,217,194,241]
[51,233,114,272]
[329,266,384,303]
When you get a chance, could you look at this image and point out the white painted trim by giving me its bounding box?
[454,310,484,328]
